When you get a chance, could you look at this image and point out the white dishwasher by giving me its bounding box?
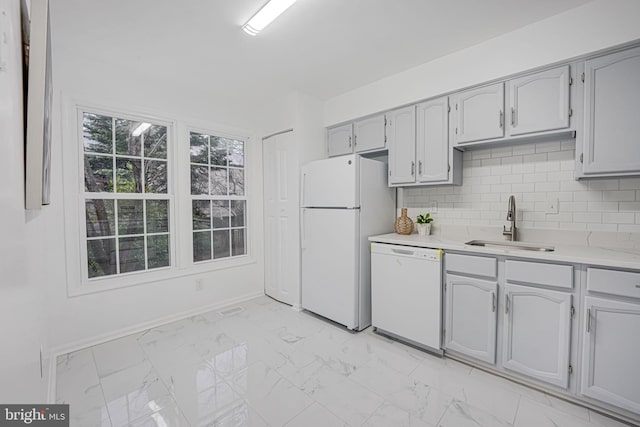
[371,242,443,354]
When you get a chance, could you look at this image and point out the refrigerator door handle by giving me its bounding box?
[301,208,306,249]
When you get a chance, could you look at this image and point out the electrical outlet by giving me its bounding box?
[195,279,204,291]
[546,198,559,214]
[428,201,438,213]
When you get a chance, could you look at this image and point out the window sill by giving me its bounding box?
[68,255,257,297]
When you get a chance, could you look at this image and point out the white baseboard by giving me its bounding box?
[46,290,265,401]
[47,356,57,404]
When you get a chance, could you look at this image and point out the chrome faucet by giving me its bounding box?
[503,195,517,241]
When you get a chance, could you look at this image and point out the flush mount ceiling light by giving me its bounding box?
[132,122,152,137]
[242,0,297,36]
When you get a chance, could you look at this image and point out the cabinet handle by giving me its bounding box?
[586,308,591,333]
[491,292,496,313]
[505,294,510,314]
[348,136,352,148]
[418,160,423,175]
[635,284,640,288]
[511,108,516,127]
[411,161,415,176]
[499,110,504,128]
[354,135,357,146]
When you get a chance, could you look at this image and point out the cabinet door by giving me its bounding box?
[581,296,640,414]
[582,47,640,175]
[508,66,570,136]
[454,83,505,144]
[354,114,386,153]
[416,97,449,183]
[502,284,572,389]
[327,124,353,157]
[387,106,416,185]
[445,274,498,364]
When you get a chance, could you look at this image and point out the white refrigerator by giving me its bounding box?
[301,154,396,330]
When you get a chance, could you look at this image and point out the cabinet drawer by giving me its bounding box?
[505,260,573,289]
[587,268,640,299]
[446,253,497,278]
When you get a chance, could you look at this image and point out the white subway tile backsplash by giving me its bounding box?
[602,190,636,202]
[588,179,619,191]
[603,212,636,224]
[574,212,602,223]
[404,141,640,232]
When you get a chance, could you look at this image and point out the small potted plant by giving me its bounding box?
[416,213,433,236]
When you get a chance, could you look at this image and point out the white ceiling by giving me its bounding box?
[51,0,592,107]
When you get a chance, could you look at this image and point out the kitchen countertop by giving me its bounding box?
[368,233,640,270]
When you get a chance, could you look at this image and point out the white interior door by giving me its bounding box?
[263,131,299,306]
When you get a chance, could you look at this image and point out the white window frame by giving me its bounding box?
[79,109,175,281]
[187,126,250,265]
[61,97,258,297]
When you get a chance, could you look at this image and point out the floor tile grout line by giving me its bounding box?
[90,347,114,427]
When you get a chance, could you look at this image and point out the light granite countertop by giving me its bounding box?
[368,232,640,271]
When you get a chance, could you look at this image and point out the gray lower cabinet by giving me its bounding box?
[445,274,498,364]
[502,283,572,389]
[581,296,640,414]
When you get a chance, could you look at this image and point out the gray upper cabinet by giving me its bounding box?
[354,114,386,153]
[387,106,416,185]
[453,82,505,144]
[327,123,353,157]
[508,66,571,136]
[581,296,640,414]
[445,273,498,364]
[416,97,449,183]
[502,283,572,389]
[580,46,640,176]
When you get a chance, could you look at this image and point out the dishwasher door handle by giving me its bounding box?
[391,248,415,256]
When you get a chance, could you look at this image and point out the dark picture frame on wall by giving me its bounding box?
[24,0,52,209]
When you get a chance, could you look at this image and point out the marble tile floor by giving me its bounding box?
[56,296,631,427]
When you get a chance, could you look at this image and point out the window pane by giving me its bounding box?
[191,165,209,195]
[193,231,212,262]
[210,137,228,166]
[84,155,113,192]
[232,229,246,256]
[86,199,115,238]
[212,200,230,229]
[118,199,144,235]
[190,133,209,164]
[147,234,170,269]
[83,113,112,154]
[116,158,142,193]
[211,167,228,196]
[144,125,167,159]
[230,200,245,227]
[146,200,169,233]
[229,140,244,167]
[213,230,230,259]
[192,200,211,230]
[119,236,145,273]
[87,238,116,278]
[115,118,142,156]
[144,160,168,194]
[229,168,244,196]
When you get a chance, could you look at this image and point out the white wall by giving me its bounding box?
[0,0,49,402]
[324,0,640,126]
[42,5,276,353]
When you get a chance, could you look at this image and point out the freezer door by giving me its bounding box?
[301,208,359,329]
[301,155,358,208]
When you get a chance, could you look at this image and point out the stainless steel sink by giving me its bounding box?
[465,240,555,252]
